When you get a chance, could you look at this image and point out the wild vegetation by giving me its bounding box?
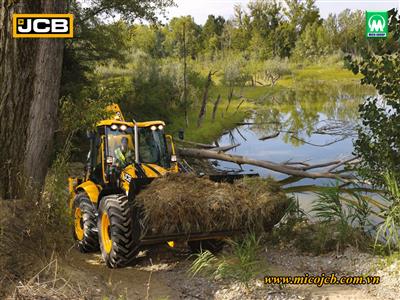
[1,0,400,298]
[60,0,374,146]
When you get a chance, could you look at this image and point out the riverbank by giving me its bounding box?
[171,60,365,144]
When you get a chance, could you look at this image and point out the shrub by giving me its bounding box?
[189,234,268,286]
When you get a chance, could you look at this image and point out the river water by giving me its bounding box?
[216,80,377,210]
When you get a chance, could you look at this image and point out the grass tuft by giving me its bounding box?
[189,234,268,286]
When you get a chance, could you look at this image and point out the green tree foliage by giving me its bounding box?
[130,25,165,58]
[336,10,365,55]
[59,0,175,156]
[62,0,174,98]
[97,50,204,122]
[202,15,226,56]
[347,9,400,186]
[78,0,174,22]
[164,16,202,59]
[284,0,321,35]
[232,0,285,58]
[248,0,282,37]
[62,17,133,98]
[262,59,292,86]
[292,22,333,61]
[222,56,250,89]
[229,5,252,52]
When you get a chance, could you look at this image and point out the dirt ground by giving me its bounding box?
[37,243,398,300]
[2,171,399,300]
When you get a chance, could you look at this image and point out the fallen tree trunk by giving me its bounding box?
[178,148,355,180]
[259,132,280,141]
[176,140,216,149]
[176,140,239,152]
[210,144,240,152]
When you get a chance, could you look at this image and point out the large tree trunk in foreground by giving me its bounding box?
[0,0,65,199]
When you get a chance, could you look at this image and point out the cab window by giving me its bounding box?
[106,126,135,167]
[139,126,170,168]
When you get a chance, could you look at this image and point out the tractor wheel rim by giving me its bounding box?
[101,213,112,254]
[74,208,84,241]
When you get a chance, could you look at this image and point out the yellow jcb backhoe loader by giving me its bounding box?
[68,104,231,268]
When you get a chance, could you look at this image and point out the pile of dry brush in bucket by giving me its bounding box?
[135,174,289,236]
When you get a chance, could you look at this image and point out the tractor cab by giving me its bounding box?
[70,105,178,206]
[85,119,178,187]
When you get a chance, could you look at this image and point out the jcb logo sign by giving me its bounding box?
[13,14,74,38]
[366,11,388,38]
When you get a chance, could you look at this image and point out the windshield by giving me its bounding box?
[139,127,170,168]
[106,126,135,168]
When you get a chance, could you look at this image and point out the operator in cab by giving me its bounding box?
[114,137,134,168]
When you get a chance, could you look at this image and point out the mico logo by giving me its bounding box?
[13,14,74,38]
[366,11,388,38]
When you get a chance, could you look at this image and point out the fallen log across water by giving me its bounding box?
[176,140,240,152]
[210,144,240,152]
[178,147,356,181]
[176,140,216,148]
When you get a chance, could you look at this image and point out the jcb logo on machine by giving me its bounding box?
[13,14,74,38]
[124,173,132,183]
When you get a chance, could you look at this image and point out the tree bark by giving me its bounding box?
[211,94,221,122]
[0,0,65,199]
[225,87,234,112]
[197,70,214,128]
[182,22,189,128]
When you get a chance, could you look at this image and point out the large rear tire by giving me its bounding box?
[98,194,139,268]
[72,193,99,252]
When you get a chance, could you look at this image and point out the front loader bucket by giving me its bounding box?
[127,174,260,247]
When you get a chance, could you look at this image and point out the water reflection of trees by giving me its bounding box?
[251,81,374,147]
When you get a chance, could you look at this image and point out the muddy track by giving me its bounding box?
[60,244,386,300]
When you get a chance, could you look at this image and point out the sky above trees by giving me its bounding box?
[167,0,400,24]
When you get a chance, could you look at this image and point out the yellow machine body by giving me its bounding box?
[68,104,178,208]
[69,104,232,269]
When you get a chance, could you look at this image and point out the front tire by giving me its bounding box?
[72,193,99,252]
[98,195,139,268]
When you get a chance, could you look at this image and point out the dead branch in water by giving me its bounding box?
[178,148,356,181]
[258,119,356,142]
[290,136,349,147]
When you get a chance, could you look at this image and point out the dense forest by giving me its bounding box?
[63,0,370,122]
